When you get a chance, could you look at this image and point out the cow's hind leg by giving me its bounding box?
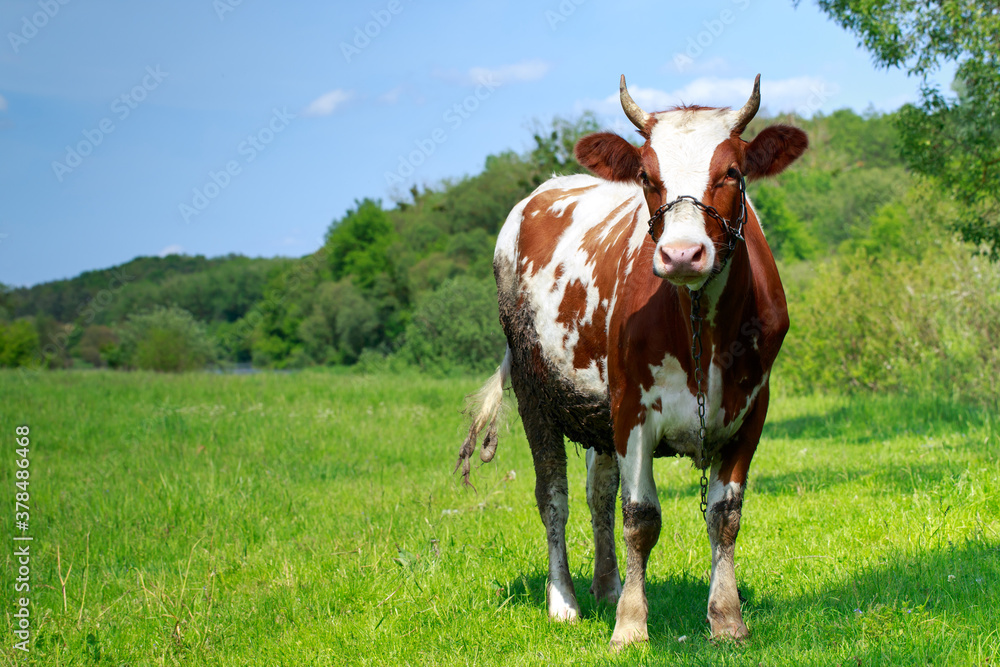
[586,449,621,605]
[524,415,580,621]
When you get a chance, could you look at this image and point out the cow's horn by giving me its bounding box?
[620,75,651,131]
[733,74,761,135]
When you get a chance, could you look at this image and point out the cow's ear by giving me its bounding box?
[744,125,808,180]
[574,132,642,183]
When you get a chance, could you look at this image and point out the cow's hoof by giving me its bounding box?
[609,626,648,650]
[708,618,749,643]
[547,584,580,622]
[589,578,622,606]
[549,605,579,622]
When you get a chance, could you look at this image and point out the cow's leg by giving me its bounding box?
[705,463,748,639]
[524,415,580,621]
[705,385,769,640]
[610,428,660,647]
[586,448,621,605]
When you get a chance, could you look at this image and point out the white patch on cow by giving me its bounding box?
[547,579,579,622]
[640,353,767,460]
[647,109,738,286]
[705,465,742,510]
[617,424,659,507]
[498,175,645,398]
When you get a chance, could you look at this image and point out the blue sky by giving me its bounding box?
[0,0,947,287]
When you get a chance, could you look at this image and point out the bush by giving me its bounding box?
[777,239,1000,406]
[115,306,217,372]
[0,319,40,368]
[399,276,506,374]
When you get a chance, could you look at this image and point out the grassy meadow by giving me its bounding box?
[1,369,998,666]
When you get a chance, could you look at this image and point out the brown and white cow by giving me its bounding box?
[458,75,807,648]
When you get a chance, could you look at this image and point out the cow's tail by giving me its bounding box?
[455,345,512,488]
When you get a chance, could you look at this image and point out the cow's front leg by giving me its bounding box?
[705,464,748,639]
[610,429,660,648]
[705,385,768,640]
[586,449,621,605]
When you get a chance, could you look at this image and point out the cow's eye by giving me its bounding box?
[639,171,650,186]
[726,167,741,180]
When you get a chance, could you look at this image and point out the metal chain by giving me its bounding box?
[648,175,749,520]
[690,288,710,519]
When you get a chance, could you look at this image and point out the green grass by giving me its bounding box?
[1,370,998,666]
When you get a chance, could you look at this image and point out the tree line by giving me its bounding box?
[1,105,997,404]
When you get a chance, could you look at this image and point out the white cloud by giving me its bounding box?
[302,89,354,117]
[158,244,184,257]
[0,94,7,112]
[380,85,405,104]
[468,59,550,85]
[435,59,552,86]
[579,76,839,119]
[665,56,731,75]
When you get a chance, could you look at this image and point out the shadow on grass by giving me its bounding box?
[500,539,999,661]
[764,393,991,443]
[500,569,765,643]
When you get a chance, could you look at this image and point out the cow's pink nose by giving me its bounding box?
[659,243,708,276]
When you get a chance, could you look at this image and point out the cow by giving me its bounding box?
[457,74,807,648]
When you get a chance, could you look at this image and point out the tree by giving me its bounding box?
[0,319,40,368]
[807,0,1000,257]
[400,276,506,374]
[751,184,816,260]
[114,306,217,372]
[325,199,397,289]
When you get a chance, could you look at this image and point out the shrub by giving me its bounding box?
[777,239,1000,406]
[399,276,506,374]
[116,306,217,372]
[0,319,40,368]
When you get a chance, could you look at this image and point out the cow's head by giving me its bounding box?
[575,75,808,288]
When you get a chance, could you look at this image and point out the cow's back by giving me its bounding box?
[494,175,648,454]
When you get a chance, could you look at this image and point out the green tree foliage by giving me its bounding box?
[77,325,118,367]
[299,280,380,365]
[0,319,40,368]
[809,0,1000,257]
[113,306,217,372]
[750,184,816,260]
[399,276,506,374]
[779,237,1000,405]
[326,199,399,289]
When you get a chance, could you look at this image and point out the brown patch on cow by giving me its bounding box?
[557,279,587,329]
[518,186,596,275]
[717,384,769,487]
[574,302,608,380]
